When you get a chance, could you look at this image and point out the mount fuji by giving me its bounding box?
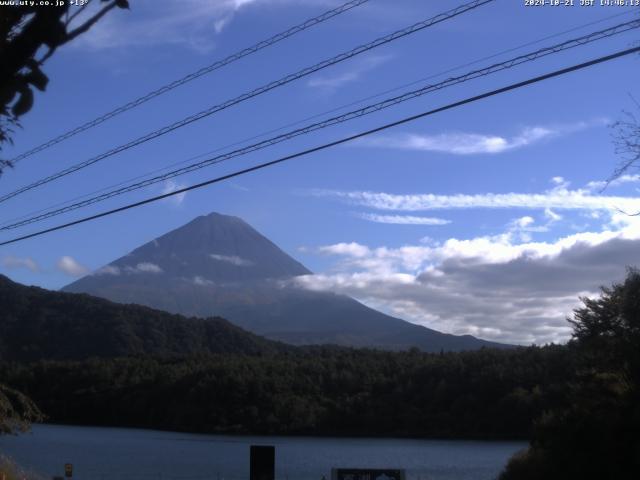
[63,212,509,352]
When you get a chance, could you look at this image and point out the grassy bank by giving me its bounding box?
[0,455,42,480]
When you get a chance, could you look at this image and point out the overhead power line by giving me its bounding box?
[0,0,496,205]
[1,45,638,247]
[2,18,638,232]
[3,9,631,231]
[8,0,371,165]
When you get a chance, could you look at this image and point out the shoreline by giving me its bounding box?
[23,422,530,444]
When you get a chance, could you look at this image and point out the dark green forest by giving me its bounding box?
[0,274,285,361]
[0,345,573,439]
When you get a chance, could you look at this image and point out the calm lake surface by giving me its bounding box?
[0,424,526,480]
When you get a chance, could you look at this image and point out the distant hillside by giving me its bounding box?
[0,275,283,361]
[64,212,510,352]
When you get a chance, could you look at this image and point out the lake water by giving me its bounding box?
[0,424,526,480]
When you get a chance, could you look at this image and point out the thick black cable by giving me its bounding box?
[1,45,637,247]
[8,0,371,164]
[0,0,495,205]
[3,18,638,231]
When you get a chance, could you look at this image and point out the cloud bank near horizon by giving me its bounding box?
[299,177,640,345]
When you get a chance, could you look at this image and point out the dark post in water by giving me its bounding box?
[250,445,275,480]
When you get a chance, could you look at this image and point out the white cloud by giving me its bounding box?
[550,176,569,188]
[507,216,541,242]
[356,120,605,155]
[512,216,534,229]
[506,214,561,242]
[210,254,253,266]
[544,208,563,223]
[1,255,40,273]
[136,262,163,273]
[317,242,371,259]
[161,180,187,206]
[308,54,393,89]
[586,174,640,192]
[124,262,163,274]
[314,186,640,214]
[359,213,451,225]
[56,256,89,277]
[93,265,121,276]
[213,16,233,34]
[293,220,640,345]
[193,275,215,286]
[302,171,640,344]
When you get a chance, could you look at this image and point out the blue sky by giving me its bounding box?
[1,0,639,344]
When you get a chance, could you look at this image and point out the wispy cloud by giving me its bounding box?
[56,256,89,277]
[193,275,215,286]
[544,208,563,223]
[356,119,607,155]
[123,262,163,274]
[161,180,187,206]
[507,210,565,242]
[76,0,263,52]
[228,182,250,192]
[359,213,451,225]
[93,265,121,276]
[76,0,342,53]
[210,253,254,266]
[313,184,640,214]
[308,54,393,89]
[585,174,640,192]
[507,215,547,242]
[318,242,370,258]
[1,255,40,273]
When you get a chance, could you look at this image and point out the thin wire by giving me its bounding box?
[1,45,637,247]
[2,8,632,229]
[0,0,496,205]
[3,19,638,232]
[8,0,371,164]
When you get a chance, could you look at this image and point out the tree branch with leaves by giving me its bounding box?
[609,99,640,184]
[0,383,43,435]
[0,0,130,175]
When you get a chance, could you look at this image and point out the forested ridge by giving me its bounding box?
[0,274,285,360]
[0,345,573,439]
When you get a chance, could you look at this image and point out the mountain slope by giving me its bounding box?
[64,212,509,352]
[0,274,283,361]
